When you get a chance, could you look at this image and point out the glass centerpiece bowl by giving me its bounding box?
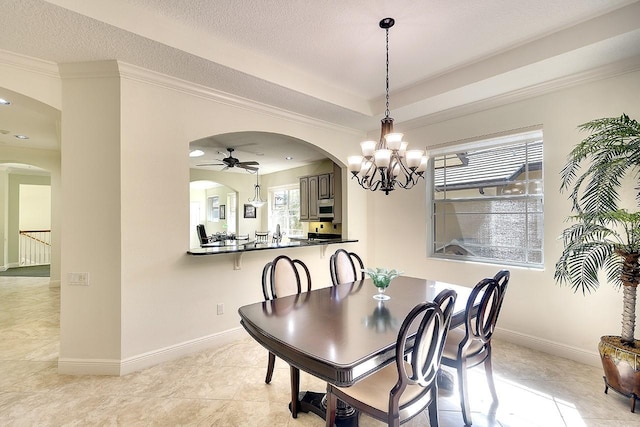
[362,267,403,300]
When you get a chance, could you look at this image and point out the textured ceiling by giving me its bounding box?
[1,0,640,172]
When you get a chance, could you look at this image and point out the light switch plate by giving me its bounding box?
[68,272,89,286]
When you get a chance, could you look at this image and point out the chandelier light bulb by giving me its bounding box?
[360,140,377,158]
[384,133,404,151]
[374,149,392,168]
[405,150,424,169]
[348,155,364,173]
[398,141,408,158]
[417,156,429,173]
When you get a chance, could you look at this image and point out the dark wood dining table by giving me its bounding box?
[238,276,474,425]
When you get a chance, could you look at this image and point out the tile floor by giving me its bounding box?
[0,276,639,426]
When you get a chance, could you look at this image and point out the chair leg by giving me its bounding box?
[427,390,439,427]
[325,387,337,427]
[458,364,473,426]
[265,352,275,383]
[484,352,499,403]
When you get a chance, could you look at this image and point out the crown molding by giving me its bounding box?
[116,62,363,137]
[0,49,59,79]
[400,55,640,131]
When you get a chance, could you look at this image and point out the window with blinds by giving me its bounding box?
[429,130,543,267]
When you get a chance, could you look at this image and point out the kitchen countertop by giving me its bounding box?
[187,238,358,256]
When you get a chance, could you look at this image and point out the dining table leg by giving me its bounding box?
[290,365,300,418]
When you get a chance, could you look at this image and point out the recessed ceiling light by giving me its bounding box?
[14,134,29,140]
[285,156,293,160]
[0,98,10,105]
[189,149,204,157]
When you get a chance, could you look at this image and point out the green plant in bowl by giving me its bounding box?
[362,267,403,300]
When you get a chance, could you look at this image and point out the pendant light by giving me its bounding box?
[248,169,266,207]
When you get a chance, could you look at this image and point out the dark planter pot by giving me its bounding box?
[599,335,640,412]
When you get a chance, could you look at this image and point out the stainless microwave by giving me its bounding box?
[317,199,335,219]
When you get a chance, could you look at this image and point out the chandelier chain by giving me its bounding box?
[385,27,390,119]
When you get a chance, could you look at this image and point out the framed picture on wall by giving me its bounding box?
[244,204,256,219]
[220,204,226,220]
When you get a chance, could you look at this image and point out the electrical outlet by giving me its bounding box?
[217,303,224,315]
[68,272,89,286]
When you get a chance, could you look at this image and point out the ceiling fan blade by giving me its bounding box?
[239,164,258,171]
[238,161,259,166]
[196,162,224,166]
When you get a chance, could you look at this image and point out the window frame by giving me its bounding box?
[268,184,303,238]
[426,129,544,268]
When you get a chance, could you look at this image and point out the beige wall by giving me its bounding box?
[50,61,367,372]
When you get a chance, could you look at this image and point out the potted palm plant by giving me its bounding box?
[555,113,640,411]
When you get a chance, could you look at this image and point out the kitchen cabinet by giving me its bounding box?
[300,176,309,220]
[318,173,331,199]
[329,172,335,199]
[300,175,319,221]
[308,175,319,220]
[300,166,342,223]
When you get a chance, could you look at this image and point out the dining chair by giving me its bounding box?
[493,269,511,316]
[329,248,364,285]
[440,276,507,426]
[272,224,285,243]
[255,231,270,243]
[325,289,458,427]
[196,224,211,246]
[261,255,312,413]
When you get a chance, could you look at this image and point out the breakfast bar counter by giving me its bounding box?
[187,238,358,270]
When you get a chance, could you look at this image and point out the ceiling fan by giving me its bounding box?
[196,148,259,172]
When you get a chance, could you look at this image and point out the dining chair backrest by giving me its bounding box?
[325,288,457,426]
[196,224,209,245]
[462,277,501,350]
[262,255,311,301]
[329,249,364,285]
[255,231,269,243]
[272,224,284,243]
[493,269,510,317]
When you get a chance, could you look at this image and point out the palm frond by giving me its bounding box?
[561,114,640,216]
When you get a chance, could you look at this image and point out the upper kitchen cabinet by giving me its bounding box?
[300,176,309,220]
[318,173,330,199]
[299,162,342,223]
[308,175,319,221]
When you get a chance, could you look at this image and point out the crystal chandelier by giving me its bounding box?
[348,18,428,195]
[248,169,266,207]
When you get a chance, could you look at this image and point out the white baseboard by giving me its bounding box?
[57,327,247,376]
[58,326,601,376]
[496,327,601,367]
[57,358,122,375]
